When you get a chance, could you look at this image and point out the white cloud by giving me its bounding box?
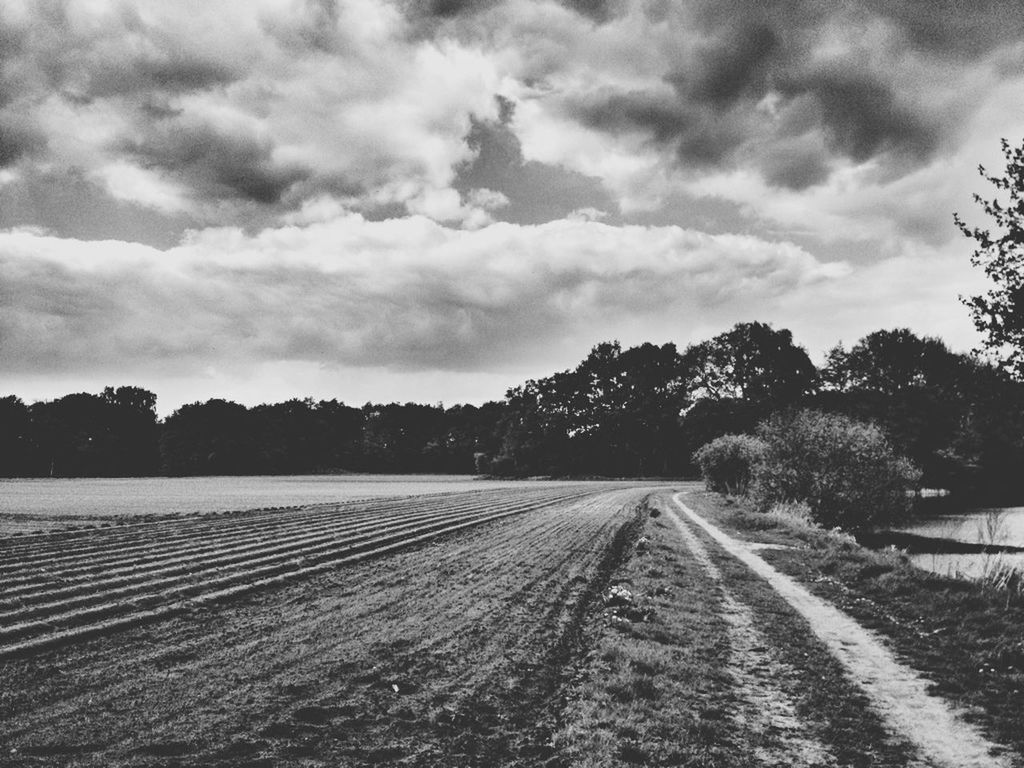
[0,214,853,379]
[94,161,191,213]
[4,210,989,414]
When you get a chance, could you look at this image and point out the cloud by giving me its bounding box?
[0,118,43,167]
[0,215,849,380]
[756,134,831,191]
[0,0,502,224]
[116,118,308,205]
[1,0,1019,248]
[454,98,618,223]
[558,13,948,178]
[669,22,779,109]
[776,67,940,166]
[557,0,622,23]
[568,88,746,167]
[860,0,1024,58]
[463,0,1022,243]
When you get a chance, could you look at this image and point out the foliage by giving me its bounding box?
[751,410,921,531]
[17,388,160,477]
[682,321,818,406]
[693,433,767,495]
[491,340,688,476]
[0,396,35,477]
[160,399,256,475]
[955,138,1024,377]
[822,329,960,395]
[816,328,979,491]
[678,322,817,475]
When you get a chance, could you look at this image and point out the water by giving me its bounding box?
[897,506,1024,579]
[907,551,1024,580]
[0,475,578,534]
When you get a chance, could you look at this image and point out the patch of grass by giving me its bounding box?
[688,489,1024,761]
[552,515,760,767]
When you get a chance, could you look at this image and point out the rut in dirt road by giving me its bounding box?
[670,492,1014,768]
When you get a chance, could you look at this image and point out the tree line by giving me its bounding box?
[4,323,1024,502]
[0,388,505,478]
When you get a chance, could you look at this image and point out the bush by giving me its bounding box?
[751,410,920,531]
[693,434,767,495]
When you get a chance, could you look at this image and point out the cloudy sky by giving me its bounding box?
[1,0,1022,414]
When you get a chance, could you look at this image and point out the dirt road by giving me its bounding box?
[665,490,1018,768]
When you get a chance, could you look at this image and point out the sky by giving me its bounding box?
[1,0,1022,415]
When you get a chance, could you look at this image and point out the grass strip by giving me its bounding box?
[552,503,761,767]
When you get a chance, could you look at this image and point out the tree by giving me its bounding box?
[160,399,256,475]
[361,403,447,473]
[822,329,960,396]
[100,386,160,475]
[682,322,818,406]
[817,330,972,488]
[678,322,817,470]
[0,396,37,476]
[955,137,1024,376]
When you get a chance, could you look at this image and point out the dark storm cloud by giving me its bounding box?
[779,69,940,165]
[0,169,195,247]
[398,0,502,28]
[119,123,308,205]
[861,0,1024,58]
[408,0,620,23]
[691,0,1023,59]
[570,90,744,167]
[758,140,830,191]
[671,23,780,109]
[423,0,493,18]
[455,98,618,222]
[2,3,241,104]
[0,120,44,168]
[557,0,622,23]
[95,55,238,99]
[560,0,976,185]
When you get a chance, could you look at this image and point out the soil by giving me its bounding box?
[0,488,647,767]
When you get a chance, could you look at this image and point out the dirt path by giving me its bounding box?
[670,492,1013,768]
[666,502,837,767]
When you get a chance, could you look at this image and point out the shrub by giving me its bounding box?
[765,501,816,532]
[693,433,767,495]
[751,410,920,531]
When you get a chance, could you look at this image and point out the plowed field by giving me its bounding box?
[0,485,650,766]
